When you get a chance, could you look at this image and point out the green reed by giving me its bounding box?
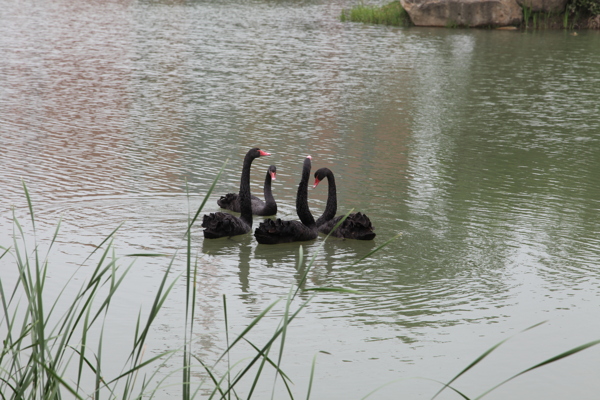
[340,1,412,26]
[523,6,532,28]
[1,180,372,399]
[2,180,598,399]
[1,182,177,399]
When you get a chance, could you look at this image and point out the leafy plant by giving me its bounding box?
[1,180,392,399]
[568,0,600,15]
[341,1,412,26]
[3,180,598,399]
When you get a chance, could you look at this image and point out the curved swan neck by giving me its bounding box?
[263,169,275,205]
[296,157,316,227]
[316,169,337,227]
[239,151,256,225]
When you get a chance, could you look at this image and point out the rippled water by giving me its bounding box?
[2,0,600,398]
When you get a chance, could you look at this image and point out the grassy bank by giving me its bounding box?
[1,182,599,399]
[340,1,412,26]
[522,8,600,29]
[341,0,600,29]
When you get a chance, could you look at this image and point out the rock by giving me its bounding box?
[400,0,523,27]
[515,0,568,12]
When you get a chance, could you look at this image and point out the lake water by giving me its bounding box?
[1,0,600,398]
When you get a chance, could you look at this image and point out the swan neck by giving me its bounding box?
[239,152,255,225]
[263,169,275,204]
[296,159,316,227]
[317,170,337,226]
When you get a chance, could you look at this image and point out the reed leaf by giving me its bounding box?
[355,233,403,269]
[185,159,228,238]
[22,180,36,231]
[243,338,294,397]
[431,321,547,399]
[474,339,600,399]
[306,353,319,400]
[213,299,282,367]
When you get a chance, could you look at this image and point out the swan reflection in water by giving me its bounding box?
[200,234,253,293]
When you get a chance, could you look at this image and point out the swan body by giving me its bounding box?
[254,156,318,244]
[217,165,277,216]
[313,167,376,240]
[202,148,270,238]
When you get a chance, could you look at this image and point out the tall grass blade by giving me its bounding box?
[247,341,275,400]
[132,261,178,359]
[95,326,104,400]
[306,353,318,400]
[46,215,62,260]
[361,377,470,400]
[104,350,177,386]
[431,321,547,399]
[474,339,600,399]
[214,299,282,366]
[76,300,92,391]
[22,180,35,231]
[216,295,314,399]
[244,338,294,399]
[355,233,402,269]
[35,359,86,400]
[79,222,124,270]
[271,287,295,400]
[186,159,228,237]
[223,294,231,400]
[195,357,227,399]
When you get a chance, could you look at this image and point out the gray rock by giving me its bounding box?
[400,0,524,27]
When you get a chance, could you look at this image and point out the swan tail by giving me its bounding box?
[217,193,240,211]
[202,212,249,238]
[254,219,316,244]
[319,212,376,240]
[342,212,376,240]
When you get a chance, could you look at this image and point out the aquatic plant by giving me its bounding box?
[523,5,532,28]
[0,180,389,399]
[520,0,600,30]
[340,1,412,27]
[1,181,598,399]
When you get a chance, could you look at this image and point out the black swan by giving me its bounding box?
[254,156,318,244]
[313,167,376,240]
[217,165,277,216]
[202,148,271,239]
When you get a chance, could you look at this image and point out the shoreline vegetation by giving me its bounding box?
[2,181,599,399]
[340,0,600,29]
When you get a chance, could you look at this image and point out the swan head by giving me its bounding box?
[249,148,271,158]
[313,168,330,188]
[268,165,276,180]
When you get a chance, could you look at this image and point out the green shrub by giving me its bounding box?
[568,0,600,15]
[341,1,412,26]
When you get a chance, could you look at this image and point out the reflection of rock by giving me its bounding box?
[400,0,523,27]
[515,0,567,12]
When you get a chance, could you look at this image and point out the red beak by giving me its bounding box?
[270,171,276,180]
[313,178,321,188]
[259,150,271,156]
